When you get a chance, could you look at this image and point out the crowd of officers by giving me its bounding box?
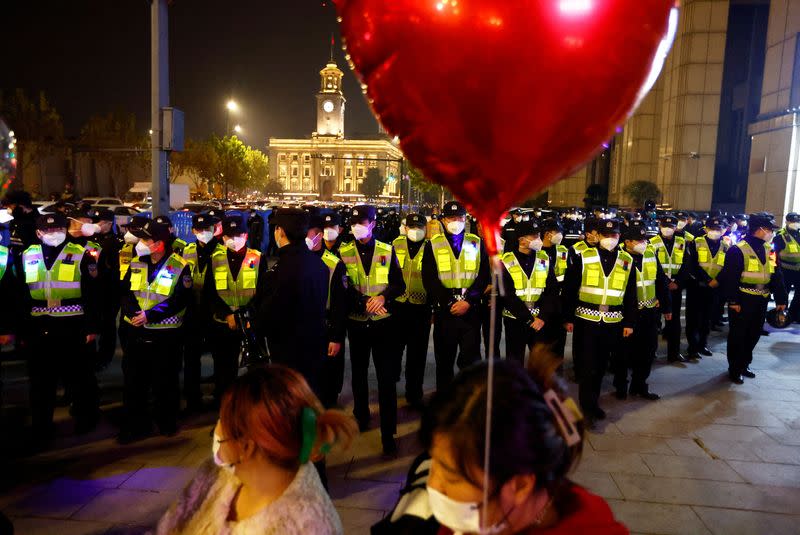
[0,188,797,454]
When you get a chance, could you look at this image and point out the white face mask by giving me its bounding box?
[427,486,507,535]
[135,241,152,257]
[225,236,247,251]
[212,433,237,474]
[407,228,426,242]
[631,241,648,255]
[351,224,372,241]
[305,232,322,251]
[81,222,99,237]
[0,210,14,224]
[446,221,465,235]
[788,222,800,231]
[527,237,543,252]
[550,232,563,246]
[323,228,340,242]
[41,231,66,247]
[600,237,619,251]
[195,230,214,244]
[124,231,139,244]
[660,227,675,238]
[705,230,722,241]
[677,220,687,230]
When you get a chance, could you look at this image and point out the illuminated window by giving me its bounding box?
[303,154,311,163]
[345,168,352,178]
[292,154,299,162]
[304,166,310,178]
[357,168,365,178]
[303,178,311,191]
[290,178,299,190]
[324,165,333,177]
[344,179,352,192]
[279,153,286,162]
[279,165,287,178]
[291,166,299,177]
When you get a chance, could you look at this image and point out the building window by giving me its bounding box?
[303,178,311,192]
[345,168,352,178]
[292,154,299,162]
[279,153,286,162]
[368,154,378,168]
[304,166,310,178]
[344,179,352,193]
[324,165,333,177]
[291,166,299,178]
[303,154,311,163]
[290,178,299,190]
[357,168,365,178]
[279,165,287,178]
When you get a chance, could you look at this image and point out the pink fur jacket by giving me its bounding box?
[154,460,343,535]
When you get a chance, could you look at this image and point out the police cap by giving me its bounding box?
[675,211,689,220]
[90,208,115,222]
[350,205,377,224]
[221,214,248,236]
[308,214,326,231]
[35,213,68,231]
[659,215,678,227]
[405,213,427,229]
[598,218,621,235]
[766,307,792,329]
[748,213,779,231]
[192,212,219,229]
[623,220,648,241]
[786,212,800,223]
[515,220,541,237]
[132,220,171,243]
[322,212,342,228]
[540,218,563,234]
[442,201,467,217]
[128,214,150,231]
[271,207,309,236]
[705,217,726,229]
[583,217,599,233]
[155,215,173,227]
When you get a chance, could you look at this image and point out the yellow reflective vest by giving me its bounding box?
[777,229,800,271]
[393,236,427,305]
[430,233,481,289]
[737,241,774,296]
[501,250,549,320]
[576,248,633,323]
[23,243,86,317]
[650,235,685,278]
[694,236,727,279]
[125,253,188,329]
[340,240,393,321]
[211,247,261,314]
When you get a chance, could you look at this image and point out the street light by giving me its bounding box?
[233,124,243,134]
[226,99,239,112]
[225,99,240,135]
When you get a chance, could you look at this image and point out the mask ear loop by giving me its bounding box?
[298,407,318,464]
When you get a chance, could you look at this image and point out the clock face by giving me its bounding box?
[323,100,335,113]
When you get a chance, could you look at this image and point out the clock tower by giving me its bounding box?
[315,56,346,138]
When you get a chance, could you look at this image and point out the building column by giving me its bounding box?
[746,0,800,220]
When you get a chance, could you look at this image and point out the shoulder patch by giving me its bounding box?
[182,273,193,288]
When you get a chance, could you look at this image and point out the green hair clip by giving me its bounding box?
[298,407,317,464]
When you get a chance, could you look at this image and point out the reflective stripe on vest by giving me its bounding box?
[501,250,549,320]
[119,243,133,280]
[695,236,726,279]
[393,236,427,305]
[430,233,481,289]
[577,248,633,323]
[632,246,657,309]
[23,243,86,317]
[554,245,568,282]
[650,235,685,278]
[321,250,341,310]
[126,253,187,329]
[211,247,261,313]
[0,245,8,281]
[737,241,773,285]
[182,242,210,292]
[340,240,392,321]
[778,229,800,270]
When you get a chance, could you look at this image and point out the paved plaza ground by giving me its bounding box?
[1,317,800,535]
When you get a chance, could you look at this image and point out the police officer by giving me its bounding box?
[207,215,267,404]
[2,190,37,263]
[562,208,584,249]
[247,210,265,251]
[340,205,405,454]
[22,213,101,442]
[90,208,122,369]
[119,220,191,442]
[675,211,696,241]
[306,214,348,408]
[720,214,788,384]
[540,218,569,359]
[155,215,187,256]
[180,212,220,412]
[500,220,558,364]
[773,212,800,320]
[686,217,728,359]
[501,208,523,253]
[650,215,690,363]
[422,201,490,390]
[392,213,431,409]
[563,218,637,421]
[321,212,344,256]
[570,216,600,259]
[615,221,670,400]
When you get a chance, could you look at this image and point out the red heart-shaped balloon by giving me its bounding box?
[336,0,676,253]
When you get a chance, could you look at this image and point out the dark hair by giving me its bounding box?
[420,346,584,495]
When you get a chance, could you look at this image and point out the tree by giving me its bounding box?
[361,167,386,199]
[78,111,148,196]
[263,179,284,195]
[244,147,270,192]
[170,138,218,195]
[623,180,661,208]
[210,135,249,197]
[584,184,608,209]
[0,89,64,193]
[407,162,448,207]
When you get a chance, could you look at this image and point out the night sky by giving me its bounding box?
[3,0,380,148]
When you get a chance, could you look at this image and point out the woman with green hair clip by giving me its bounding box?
[155,365,358,535]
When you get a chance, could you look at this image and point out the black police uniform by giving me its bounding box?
[540,219,569,360]
[500,222,559,364]
[323,212,345,257]
[342,206,406,452]
[719,216,788,382]
[20,214,101,440]
[120,222,192,440]
[421,202,490,390]
[253,209,329,395]
[92,209,123,368]
[614,222,671,398]
[652,217,690,361]
[685,218,726,357]
[773,213,800,320]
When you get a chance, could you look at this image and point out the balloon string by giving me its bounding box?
[482,254,504,529]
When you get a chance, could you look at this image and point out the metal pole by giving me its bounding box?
[399,158,405,213]
[151,0,170,217]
